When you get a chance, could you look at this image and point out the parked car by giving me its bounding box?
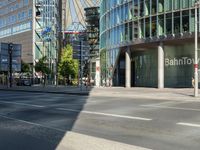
[17,78,31,86]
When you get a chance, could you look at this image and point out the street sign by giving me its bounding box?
[72,40,90,60]
[0,43,22,72]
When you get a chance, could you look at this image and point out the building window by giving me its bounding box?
[144,0,150,16]
[164,0,172,12]
[182,0,189,8]
[140,0,144,17]
[125,23,128,41]
[152,0,157,14]
[174,0,180,10]
[152,16,157,37]
[129,22,133,41]
[166,13,172,34]
[174,12,180,34]
[182,10,189,33]
[24,0,29,6]
[158,15,164,36]
[28,9,32,17]
[140,19,145,38]
[158,0,164,13]
[145,18,150,37]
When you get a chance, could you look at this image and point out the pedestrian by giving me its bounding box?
[106,78,109,87]
[192,77,195,88]
[109,77,112,87]
[102,79,106,87]
[85,75,90,90]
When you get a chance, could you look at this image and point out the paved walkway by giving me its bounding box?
[56,131,151,150]
[0,85,200,101]
[0,85,90,96]
[90,87,200,101]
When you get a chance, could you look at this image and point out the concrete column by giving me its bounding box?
[158,42,164,89]
[126,48,131,88]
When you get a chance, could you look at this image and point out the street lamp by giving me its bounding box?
[8,43,13,88]
[194,0,200,97]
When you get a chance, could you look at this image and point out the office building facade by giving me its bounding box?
[0,0,61,74]
[85,7,100,86]
[100,0,199,88]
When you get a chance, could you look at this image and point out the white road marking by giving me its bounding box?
[0,114,65,132]
[177,122,200,128]
[141,105,200,112]
[143,101,188,107]
[57,108,152,121]
[0,101,44,108]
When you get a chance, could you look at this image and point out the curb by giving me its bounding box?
[0,88,89,96]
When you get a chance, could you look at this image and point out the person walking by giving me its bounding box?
[102,78,106,87]
[192,77,195,88]
[85,74,90,90]
[109,77,112,87]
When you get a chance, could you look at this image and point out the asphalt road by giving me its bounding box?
[0,91,200,150]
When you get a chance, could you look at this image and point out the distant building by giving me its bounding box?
[0,0,62,74]
[100,1,199,88]
[84,7,100,86]
[63,22,90,78]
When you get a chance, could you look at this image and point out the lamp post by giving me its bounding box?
[80,39,83,91]
[8,43,13,88]
[194,1,200,97]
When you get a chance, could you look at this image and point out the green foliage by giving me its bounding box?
[100,49,107,78]
[21,61,30,73]
[58,45,79,79]
[35,56,51,75]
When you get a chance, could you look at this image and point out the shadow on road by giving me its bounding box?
[0,87,93,150]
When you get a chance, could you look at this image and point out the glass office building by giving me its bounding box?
[100,0,199,88]
[0,0,61,73]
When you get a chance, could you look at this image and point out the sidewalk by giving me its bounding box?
[89,87,200,101]
[0,84,90,96]
[0,85,200,101]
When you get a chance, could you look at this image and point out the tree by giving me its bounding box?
[35,56,51,75]
[35,56,51,86]
[58,45,79,84]
[100,49,107,80]
[21,61,30,73]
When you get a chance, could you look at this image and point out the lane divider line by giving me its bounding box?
[177,122,200,128]
[0,101,44,108]
[57,108,152,121]
[141,101,189,107]
[0,114,65,132]
[141,105,200,112]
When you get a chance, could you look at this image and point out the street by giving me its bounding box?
[0,90,200,150]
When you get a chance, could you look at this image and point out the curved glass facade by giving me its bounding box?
[100,1,196,48]
[100,0,199,87]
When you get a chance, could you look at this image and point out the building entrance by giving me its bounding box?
[131,61,135,87]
